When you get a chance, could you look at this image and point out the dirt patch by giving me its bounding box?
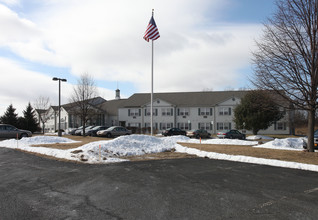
[179,143,318,165]
[31,135,110,149]
[120,151,197,161]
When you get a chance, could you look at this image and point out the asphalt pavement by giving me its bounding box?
[1,147,318,220]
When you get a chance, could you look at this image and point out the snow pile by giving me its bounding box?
[255,138,304,151]
[0,136,78,148]
[187,138,258,146]
[0,135,317,172]
[72,135,189,163]
[0,135,189,164]
[246,135,274,140]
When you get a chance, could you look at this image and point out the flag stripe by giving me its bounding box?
[143,15,160,42]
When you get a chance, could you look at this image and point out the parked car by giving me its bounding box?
[303,129,318,150]
[0,124,32,139]
[97,126,132,138]
[87,126,108,137]
[162,128,186,136]
[217,130,246,140]
[80,125,95,136]
[186,129,211,139]
[75,126,90,136]
[69,126,83,135]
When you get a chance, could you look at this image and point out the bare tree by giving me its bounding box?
[252,0,318,152]
[34,96,50,134]
[70,73,98,136]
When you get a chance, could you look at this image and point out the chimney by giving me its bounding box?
[115,89,120,100]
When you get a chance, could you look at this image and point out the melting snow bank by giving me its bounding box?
[71,135,190,163]
[175,145,318,172]
[0,135,190,164]
[187,138,258,145]
[246,135,274,140]
[0,135,317,172]
[255,138,304,151]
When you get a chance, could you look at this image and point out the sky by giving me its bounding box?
[0,0,277,115]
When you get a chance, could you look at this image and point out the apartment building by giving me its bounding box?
[36,90,291,135]
[117,91,291,135]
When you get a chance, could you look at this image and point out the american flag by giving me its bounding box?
[143,15,160,42]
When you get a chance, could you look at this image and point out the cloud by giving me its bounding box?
[0,0,20,6]
[0,0,265,114]
[0,4,38,45]
[21,0,258,90]
[0,57,115,115]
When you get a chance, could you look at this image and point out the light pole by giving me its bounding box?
[52,77,67,137]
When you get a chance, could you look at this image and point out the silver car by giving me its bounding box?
[0,124,32,139]
[97,126,131,138]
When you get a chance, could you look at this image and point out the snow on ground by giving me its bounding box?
[188,138,258,145]
[0,135,316,172]
[246,135,274,140]
[254,138,304,151]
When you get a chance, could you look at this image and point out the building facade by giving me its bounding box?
[117,91,291,135]
[36,90,291,135]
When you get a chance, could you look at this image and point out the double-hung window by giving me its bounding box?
[198,122,211,130]
[145,108,158,116]
[217,122,231,130]
[128,109,140,117]
[162,108,173,116]
[160,123,173,130]
[198,108,212,116]
[219,107,231,116]
[178,108,189,116]
[178,122,191,130]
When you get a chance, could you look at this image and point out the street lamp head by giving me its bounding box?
[52,77,67,82]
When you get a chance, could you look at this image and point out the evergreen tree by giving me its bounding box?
[20,103,39,132]
[0,104,19,127]
[234,90,285,135]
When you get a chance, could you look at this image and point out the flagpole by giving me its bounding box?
[144,8,159,136]
[150,9,154,136]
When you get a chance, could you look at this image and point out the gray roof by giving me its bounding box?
[98,99,128,116]
[119,91,248,108]
[62,97,107,112]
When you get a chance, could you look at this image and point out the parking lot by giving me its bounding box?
[1,147,318,219]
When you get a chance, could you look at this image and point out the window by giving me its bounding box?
[162,108,173,116]
[217,122,231,130]
[128,123,141,128]
[160,123,173,130]
[128,109,140,117]
[178,108,189,116]
[275,122,286,130]
[219,107,231,116]
[145,123,158,129]
[145,108,158,116]
[198,108,212,116]
[178,122,191,130]
[198,122,211,130]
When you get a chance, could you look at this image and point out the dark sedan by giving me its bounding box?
[217,129,246,140]
[162,128,186,136]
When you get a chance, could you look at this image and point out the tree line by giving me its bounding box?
[0,103,39,133]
